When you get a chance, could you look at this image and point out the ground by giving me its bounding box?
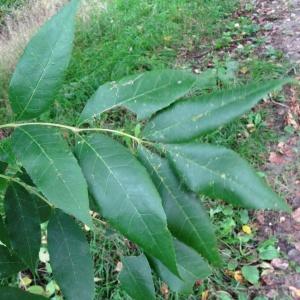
[250,0,300,298]
[0,0,299,299]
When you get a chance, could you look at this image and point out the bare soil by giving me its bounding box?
[251,0,300,298]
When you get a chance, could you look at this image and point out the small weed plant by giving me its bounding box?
[0,1,292,299]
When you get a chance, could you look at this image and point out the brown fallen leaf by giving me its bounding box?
[233,270,244,283]
[293,242,300,252]
[269,152,285,164]
[271,258,289,270]
[114,261,123,273]
[289,286,300,299]
[160,283,169,300]
[202,290,209,300]
[292,208,300,223]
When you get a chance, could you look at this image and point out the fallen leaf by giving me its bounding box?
[160,283,169,299]
[242,225,252,235]
[240,66,249,74]
[114,261,123,273]
[271,258,289,270]
[202,290,209,300]
[269,152,285,164]
[20,276,32,288]
[292,208,300,223]
[163,36,172,42]
[234,270,244,283]
[289,286,300,299]
[294,242,300,252]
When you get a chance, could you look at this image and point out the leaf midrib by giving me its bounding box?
[18,12,71,119]
[147,89,255,138]
[11,185,35,269]
[18,128,83,211]
[168,147,256,198]
[79,136,167,261]
[82,72,195,123]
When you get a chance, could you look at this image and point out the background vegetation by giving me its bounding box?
[0,0,296,299]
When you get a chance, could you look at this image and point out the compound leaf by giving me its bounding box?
[165,143,290,211]
[0,287,47,300]
[9,0,79,119]
[150,239,211,295]
[143,79,290,143]
[137,145,221,266]
[76,134,178,276]
[4,183,41,271]
[79,69,215,123]
[119,255,155,300]
[0,245,24,278]
[12,126,92,227]
[48,210,95,300]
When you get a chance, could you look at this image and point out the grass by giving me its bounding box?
[51,0,237,124]
[0,0,295,299]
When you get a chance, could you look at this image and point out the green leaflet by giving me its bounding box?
[150,239,211,295]
[75,134,178,276]
[79,69,215,124]
[19,171,52,223]
[47,210,95,300]
[0,215,10,247]
[9,0,79,120]
[0,138,17,166]
[0,245,24,278]
[143,79,290,143]
[165,143,290,211]
[0,161,7,198]
[35,197,52,223]
[137,145,221,266]
[12,126,92,227]
[119,255,155,300]
[4,183,41,271]
[0,287,47,300]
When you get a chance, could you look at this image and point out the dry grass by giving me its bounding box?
[0,0,106,81]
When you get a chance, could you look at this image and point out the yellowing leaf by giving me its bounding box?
[27,285,45,296]
[202,290,209,300]
[242,225,252,235]
[289,286,300,298]
[20,276,32,287]
[240,66,249,74]
[163,36,172,42]
[233,271,244,283]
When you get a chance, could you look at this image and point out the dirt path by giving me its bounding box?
[252,0,300,299]
[255,0,300,63]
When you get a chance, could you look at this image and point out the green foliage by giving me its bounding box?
[150,239,211,294]
[0,245,24,278]
[76,133,178,275]
[0,287,47,299]
[12,126,92,226]
[241,266,260,285]
[4,183,41,271]
[0,2,291,299]
[119,255,155,300]
[143,79,290,143]
[79,69,214,123]
[47,210,95,300]
[9,0,79,120]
